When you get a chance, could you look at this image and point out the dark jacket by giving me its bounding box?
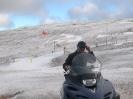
[63,50,94,71]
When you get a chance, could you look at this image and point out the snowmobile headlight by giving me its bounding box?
[82,79,96,87]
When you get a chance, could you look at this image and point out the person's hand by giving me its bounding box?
[64,65,71,71]
[85,45,91,52]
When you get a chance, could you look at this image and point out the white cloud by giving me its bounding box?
[40,16,62,24]
[69,2,98,18]
[82,3,98,14]
[0,0,45,15]
[68,0,133,20]
[0,0,133,30]
[0,14,13,27]
[44,18,57,24]
[0,0,47,29]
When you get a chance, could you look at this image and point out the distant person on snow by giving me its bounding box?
[63,41,95,71]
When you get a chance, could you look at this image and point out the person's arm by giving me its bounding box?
[63,54,72,71]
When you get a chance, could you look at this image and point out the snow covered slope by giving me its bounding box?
[0,52,64,99]
[0,19,133,99]
[0,19,133,64]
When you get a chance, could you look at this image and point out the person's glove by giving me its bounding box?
[64,65,71,71]
[86,45,91,52]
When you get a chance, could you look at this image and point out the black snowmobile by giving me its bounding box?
[61,52,120,99]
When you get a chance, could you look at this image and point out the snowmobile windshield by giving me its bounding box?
[69,52,101,78]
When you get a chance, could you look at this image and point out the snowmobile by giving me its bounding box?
[61,52,120,99]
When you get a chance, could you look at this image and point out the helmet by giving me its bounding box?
[77,41,86,48]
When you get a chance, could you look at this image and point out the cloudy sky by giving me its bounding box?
[0,0,133,30]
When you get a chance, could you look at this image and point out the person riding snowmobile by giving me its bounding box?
[63,41,94,72]
[61,41,120,99]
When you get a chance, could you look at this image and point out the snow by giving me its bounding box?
[114,42,125,46]
[0,51,64,98]
[0,19,133,99]
[0,52,63,71]
[55,33,82,43]
[123,32,133,35]
[96,34,108,38]
[0,47,133,99]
